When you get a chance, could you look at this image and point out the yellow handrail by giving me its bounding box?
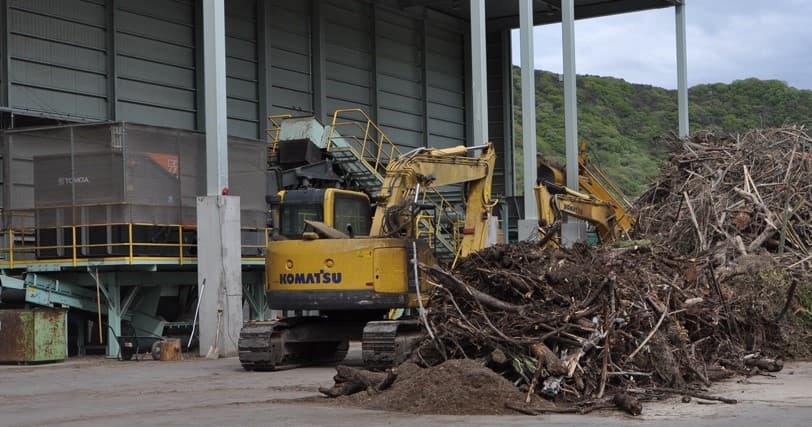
[325,108,468,257]
[0,214,269,267]
[266,113,292,160]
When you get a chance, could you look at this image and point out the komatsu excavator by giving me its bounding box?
[238,143,498,370]
[534,144,635,244]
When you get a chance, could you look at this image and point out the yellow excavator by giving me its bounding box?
[534,144,635,245]
[239,143,498,370]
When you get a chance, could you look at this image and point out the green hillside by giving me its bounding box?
[513,68,812,196]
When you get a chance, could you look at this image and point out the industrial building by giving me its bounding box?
[0,0,687,361]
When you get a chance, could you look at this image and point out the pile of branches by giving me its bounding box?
[638,128,810,285]
[636,127,811,352]
[411,241,786,414]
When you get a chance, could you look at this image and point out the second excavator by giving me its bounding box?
[534,144,636,245]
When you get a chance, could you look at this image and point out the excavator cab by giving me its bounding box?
[274,188,372,239]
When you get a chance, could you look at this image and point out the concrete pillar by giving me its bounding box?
[561,0,586,246]
[676,2,689,138]
[469,0,488,145]
[197,196,242,357]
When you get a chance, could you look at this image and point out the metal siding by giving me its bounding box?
[226,0,259,139]
[7,0,107,119]
[1,0,8,107]
[375,7,423,149]
[268,0,312,115]
[115,0,196,129]
[426,19,466,148]
[323,0,372,115]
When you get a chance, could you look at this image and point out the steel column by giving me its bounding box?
[311,0,326,121]
[0,0,9,107]
[561,0,585,246]
[203,0,228,195]
[676,2,689,138]
[519,0,537,219]
[195,1,205,130]
[562,0,578,191]
[257,0,273,140]
[421,17,430,147]
[106,0,117,120]
[370,3,379,123]
[501,29,514,243]
[501,29,514,198]
[469,0,488,145]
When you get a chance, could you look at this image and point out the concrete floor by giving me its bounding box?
[1,346,810,427]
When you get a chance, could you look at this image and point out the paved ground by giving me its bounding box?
[1,345,810,427]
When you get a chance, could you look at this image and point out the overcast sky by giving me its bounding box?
[510,0,812,90]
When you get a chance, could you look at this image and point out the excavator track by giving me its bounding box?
[362,320,423,369]
[239,319,349,371]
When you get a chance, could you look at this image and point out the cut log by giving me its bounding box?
[159,338,182,361]
[320,365,398,398]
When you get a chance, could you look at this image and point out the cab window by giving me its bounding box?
[333,193,371,236]
[279,204,322,238]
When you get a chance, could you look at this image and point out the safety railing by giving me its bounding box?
[266,113,292,160]
[326,108,403,183]
[326,108,468,258]
[0,210,269,269]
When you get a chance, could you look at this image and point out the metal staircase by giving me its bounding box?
[324,109,465,261]
[328,146,384,196]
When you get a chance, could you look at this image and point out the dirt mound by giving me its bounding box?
[334,359,542,415]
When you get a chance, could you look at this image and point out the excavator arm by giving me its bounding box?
[535,181,621,244]
[370,143,498,259]
[535,142,636,244]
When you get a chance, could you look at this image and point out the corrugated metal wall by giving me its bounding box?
[0,1,499,173]
[115,0,197,130]
[267,0,312,115]
[226,0,259,138]
[323,0,374,120]
[7,0,108,120]
[426,13,466,149]
[374,6,424,149]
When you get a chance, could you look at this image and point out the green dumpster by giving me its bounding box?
[0,308,67,363]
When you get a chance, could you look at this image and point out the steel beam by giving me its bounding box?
[311,0,327,121]
[519,0,537,219]
[0,0,9,107]
[202,0,228,195]
[257,0,273,139]
[106,0,117,120]
[469,0,488,145]
[676,2,689,138]
[370,3,379,123]
[421,17,430,147]
[501,29,514,242]
[561,0,585,246]
[561,0,578,191]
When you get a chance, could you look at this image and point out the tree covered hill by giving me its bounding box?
[513,68,812,196]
